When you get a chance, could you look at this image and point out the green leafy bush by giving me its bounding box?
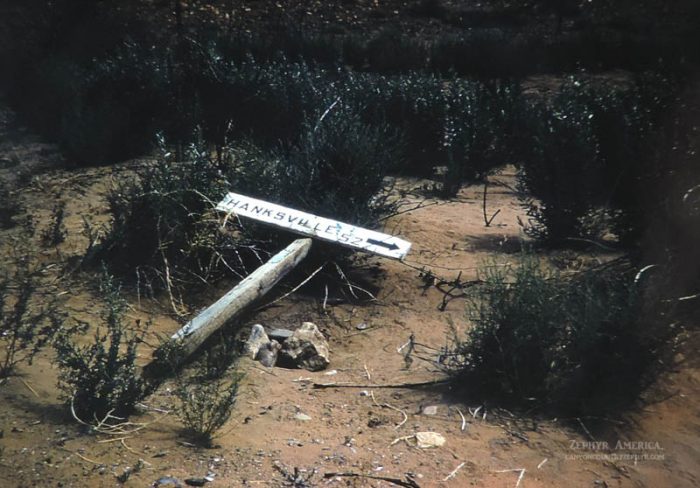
[447,255,653,413]
[54,271,146,419]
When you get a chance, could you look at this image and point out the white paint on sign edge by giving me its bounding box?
[216,192,411,260]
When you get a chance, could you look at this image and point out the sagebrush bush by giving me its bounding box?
[95,135,254,288]
[440,80,523,195]
[197,58,328,150]
[236,105,402,227]
[54,271,146,419]
[174,365,241,447]
[0,181,21,229]
[98,107,400,289]
[447,254,653,413]
[41,201,67,247]
[0,240,64,378]
[515,75,671,243]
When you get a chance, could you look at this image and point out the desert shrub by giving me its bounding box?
[364,28,429,74]
[174,364,241,447]
[516,85,604,241]
[98,106,400,289]
[236,105,402,228]
[4,2,165,166]
[197,59,328,150]
[430,31,537,78]
[54,271,146,419]
[0,181,21,230]
[601,73,679,244]
[447,255,653,413]
[440,80,523,196]
[0,242,64,378]
[41,201,67,247]
[95,135,255,287]
[516,75,674,243]
[412,0,445,18]
[347,72,448,176]
[56,43,171,165]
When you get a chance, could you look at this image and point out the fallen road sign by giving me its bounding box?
[216,192,411,260]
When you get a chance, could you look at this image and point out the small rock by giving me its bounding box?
[415,432,446,448]
[255,340,281,367]
[244,324,269,359]
[355,322,369,330]
[116,467,132,483]
[287,438,303,447]
[367,418,383,428]
[184,478,208,487]
[294,412,312,421]
[421,405,439,416]
[152,477,183,488]
[269,328,294,341]
[279,322,330,371]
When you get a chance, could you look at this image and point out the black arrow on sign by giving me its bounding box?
[366,238,399,251]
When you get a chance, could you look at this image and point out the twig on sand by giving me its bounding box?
[494,468,526,488]
[70,396,166,436]
[313,378,449,389]
[577,417,596,441]
[364,364,372,381]
[456,408,467,431]
[333,262,377,300]
[482,181,501,227]
[97,436,132,444]
[324,472,421,488]
[60,448,101,466]
[443,461,466,481]
[120,438,143,456]
[370,391,408,430]
[20,378,39,398]
[254,263,326,311]
[390,435,414,447]
[161,252,186,318]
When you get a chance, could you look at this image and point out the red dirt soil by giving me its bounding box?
[1,97,699,487]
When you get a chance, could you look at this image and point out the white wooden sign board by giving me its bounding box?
[216,192,411,260]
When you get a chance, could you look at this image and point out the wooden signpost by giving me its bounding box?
[159,192,411,365]
[216,192,411,261]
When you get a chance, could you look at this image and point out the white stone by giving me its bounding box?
[244,324,269,359]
